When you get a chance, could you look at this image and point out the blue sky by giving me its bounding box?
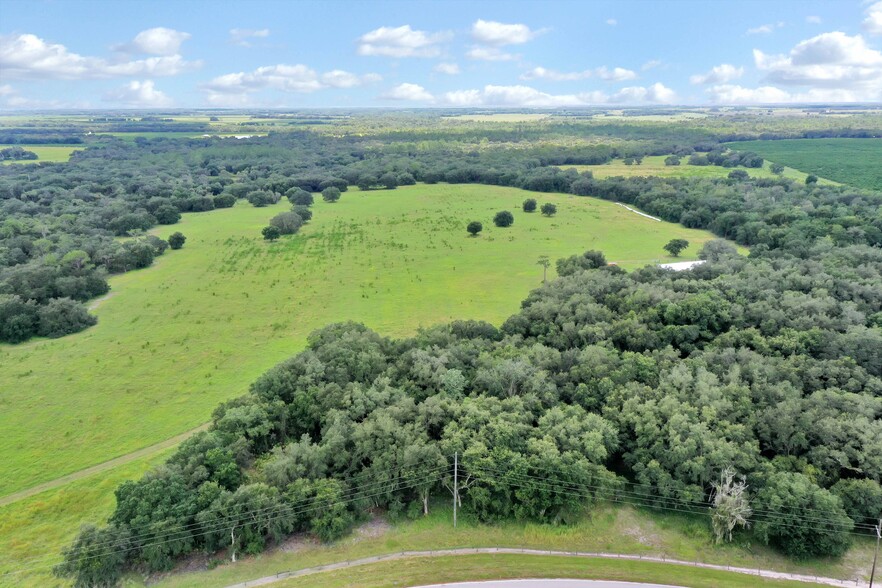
[1,0,881,109]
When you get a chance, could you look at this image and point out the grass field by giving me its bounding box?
[0,184,725,498]
[141,503,871,588]
[444,113,551,122]
[0,448,174,587]
[727,138,882,190]
[559,155,831,183]
[0,145,84,164]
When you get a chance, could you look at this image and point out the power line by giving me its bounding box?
[3,463,452,574]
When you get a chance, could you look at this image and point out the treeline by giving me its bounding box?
[56,240,882,586]
[0,147,38,161]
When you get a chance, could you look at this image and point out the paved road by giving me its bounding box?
[412,581,684,588]
[223,548,860,588]
[0,423,209,507]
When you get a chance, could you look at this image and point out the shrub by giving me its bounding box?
[540,203,557,216]
[493,211,514,228]
[322,187,341,203]
[522,199,537,213]
[167,232,186,250]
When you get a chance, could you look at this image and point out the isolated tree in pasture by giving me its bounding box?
[540,203,557,216]
[664,239,689,257]
[664,155,681,166]
[522,198,537,213]
[167,232,186,250]
[710,467,752,544]
[292,205,312,222]
[537,255,550,282]
[322,186,341,203]
[467,221,483,236]
[270,211,303,235]
[493,211,514,228]
[770,163,785,175]
[286,188,313,206]
[728,170,749,181]
[806,174,819,185]
[262,226,281,241]
[379,172,399,189]
[623,157,635,166]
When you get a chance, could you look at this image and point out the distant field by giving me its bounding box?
[445,113,550,122]
[0,144,84,164]
[559,155,829,183]
[0,184,725,498]
[727,138,882,190]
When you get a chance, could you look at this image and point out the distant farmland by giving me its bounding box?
[727,138,882,190]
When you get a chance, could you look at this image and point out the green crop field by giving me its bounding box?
[0,183,727,498]
[727,138,882,190]
[560,155,830,183]
[0,145,84,164]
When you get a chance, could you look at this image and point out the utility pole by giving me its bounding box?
[453,452,458,529]
[870,518,881,588]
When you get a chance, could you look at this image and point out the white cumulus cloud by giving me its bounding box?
[753,31,882,100]
[0,33,200,80]
[466,46,518,61]
[439,82,676,107]
[434,62,460,75]
[357,25,450,58]
[690,63,745,84]
[229,28,270,47]
[202,64,380,104]
[124,27,191,56]
[747,22,784,35]
[104,80,172,107]
[864,2,882,35]
[471,20,542,45]
[520,65,636,82]
[382,83,434,101]
[606,18,618,26]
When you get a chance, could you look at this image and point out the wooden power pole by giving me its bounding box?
[870,518,881,588]
[453,452,458,529]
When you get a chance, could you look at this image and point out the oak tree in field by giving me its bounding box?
[262,226,281,241]
[541,203,557,216]
[493,211,514,228]
[322,187,341,203]
[664,155,681,166]
[664,239,689,257]
[270,211,303,235]
[467,221,483,236]
[770,163,785,175]
[522,198,537,213]
[167,232,186,250]
[286,188,313,206]
[379,172,399,190]
[806,174,819,185]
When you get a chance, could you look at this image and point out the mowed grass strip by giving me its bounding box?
[269,554,826,588]
[0,145,84,164]
[727,138,882,190]
[0,184,724,497]
[147,504,871,588]
[559,155,829,183]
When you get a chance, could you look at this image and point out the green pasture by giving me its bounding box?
[0,184,724,497]
[0,145,84,164]
[727,138,882,190]
[559,155,829,183]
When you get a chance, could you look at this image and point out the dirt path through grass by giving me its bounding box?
[0,423,208,507]
[221,548,852,588]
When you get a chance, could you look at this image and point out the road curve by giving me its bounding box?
[221,548,861,588]
[411,581,684,588]
[0,423,209,507]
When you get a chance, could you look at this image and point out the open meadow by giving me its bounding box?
[727,138,882,190]
[0,184,723,496]
[559,155,830,183]
[0,145,84,164]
